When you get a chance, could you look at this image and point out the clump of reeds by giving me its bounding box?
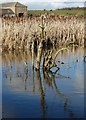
[0,14,84,52]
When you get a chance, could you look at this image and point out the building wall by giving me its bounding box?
[10,6,15,13]
[15,6,27,16]
[2,2,27,16]
[2,6,15,13]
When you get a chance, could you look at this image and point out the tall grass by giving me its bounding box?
[0,15,84,51]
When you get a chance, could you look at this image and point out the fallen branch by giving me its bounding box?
[49,48,69,69]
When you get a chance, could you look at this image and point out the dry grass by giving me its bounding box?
[0,15,84,51]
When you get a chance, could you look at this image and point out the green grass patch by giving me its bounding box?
[27,9,85,16]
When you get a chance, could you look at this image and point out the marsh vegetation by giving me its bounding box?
[1,15,84,51]
[0,14,84,70]
[1,13,85,118]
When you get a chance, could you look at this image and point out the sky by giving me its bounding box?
[0,0,85,10]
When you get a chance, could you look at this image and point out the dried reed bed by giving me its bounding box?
[0,15,84,51]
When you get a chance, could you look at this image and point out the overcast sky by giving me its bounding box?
[0,0,85,10]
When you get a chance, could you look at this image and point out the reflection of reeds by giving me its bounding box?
[3,46,83,118]
[24,63,28,90]
[3,53,76,118]
[0,15,84,51]
[2,50,32,64]
[36,70,46,118]
[32,66,35,94]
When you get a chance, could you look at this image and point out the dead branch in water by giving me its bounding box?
[43,48,69,71]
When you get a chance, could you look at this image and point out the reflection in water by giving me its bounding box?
[43,69,75,118]
[36,70,46,118]
[32,66,35,94]
[2,47,84,118]
[24,63,28,91]
[0,54,2,120]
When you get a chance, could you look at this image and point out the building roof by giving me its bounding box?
[0,2,27,8]
[0,8,15,15]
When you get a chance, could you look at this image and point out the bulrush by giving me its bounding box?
[0,14,84,52]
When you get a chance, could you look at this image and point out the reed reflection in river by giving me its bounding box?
[0,54,2,120]
[2,47,84,118]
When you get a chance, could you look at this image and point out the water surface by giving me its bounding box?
[2,47,84,118]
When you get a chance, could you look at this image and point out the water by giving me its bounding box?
[2,47,84,118]
[0,54,2,120]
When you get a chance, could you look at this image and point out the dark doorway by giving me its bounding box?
[18,13,24,17]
